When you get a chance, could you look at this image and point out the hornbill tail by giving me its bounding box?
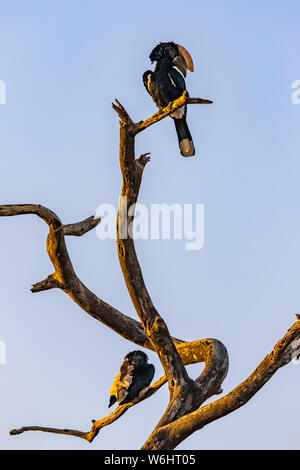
[174,118,195,157]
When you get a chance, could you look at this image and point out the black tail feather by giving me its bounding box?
[174,118,195,157]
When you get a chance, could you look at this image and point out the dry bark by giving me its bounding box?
[1,93,299,449]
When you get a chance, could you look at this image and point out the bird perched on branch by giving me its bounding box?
[108,351,155,407]
[143,41,195,157]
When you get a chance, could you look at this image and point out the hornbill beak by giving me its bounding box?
[173,45,194,77]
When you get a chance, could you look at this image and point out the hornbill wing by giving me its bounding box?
[119,359,133,382]
[108,359,134,407]
[168,68,187,120]
[142,70,154,97]
[168,67,186,94]
[120,364,155,405]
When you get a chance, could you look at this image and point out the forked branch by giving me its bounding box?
[1,93,298,450]
[0,200,228,442]
[142,317,300,449]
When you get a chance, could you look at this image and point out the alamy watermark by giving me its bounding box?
[0,340,6,365]
[0,80,6,104]
[291,80,300,104]
[96,198,204,251]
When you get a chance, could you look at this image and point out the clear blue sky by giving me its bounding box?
[0,0,299,449]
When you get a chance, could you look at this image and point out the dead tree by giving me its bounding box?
[1,91,300,450]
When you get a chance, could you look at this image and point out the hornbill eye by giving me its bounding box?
[173,45,194,77]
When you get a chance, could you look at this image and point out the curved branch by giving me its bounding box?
[13,313,297,450]
[1,85,297,451]
[9,337,229,444]
[0,204,227,369]
[112,95,229,441]
[142,317,300,449]
[0,204,228,370]
[193,338,229,405]
[0,204,149,347]
[1,94,228,446]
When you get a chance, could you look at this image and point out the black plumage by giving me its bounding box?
[108,351,155,407]
[143,41,195,157]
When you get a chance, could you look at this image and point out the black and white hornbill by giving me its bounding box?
[143,41,195,157]
[108,351,155,407]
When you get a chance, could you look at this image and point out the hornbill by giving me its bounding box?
[108,351,155,407]
[143,41,195,157]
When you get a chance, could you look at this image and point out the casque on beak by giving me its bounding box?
[173,45,194,77]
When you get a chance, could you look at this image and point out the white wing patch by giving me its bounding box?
[168,73,177,88]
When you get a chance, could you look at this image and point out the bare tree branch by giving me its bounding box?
[133,91,213,135]
[31,274,62,293]
[8,339,229,443]
[10,375,167,443]
[112,96,231,440]
[0,204,151,347]
[0,202,229,443]
[142,317,300,449]
[11,315,298,449]
[63,216,100,236]
[0,204,226,366]
[0,95,230,446]
[3,93,295,451]
[114,99,191,393]
[10,426,87,441]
